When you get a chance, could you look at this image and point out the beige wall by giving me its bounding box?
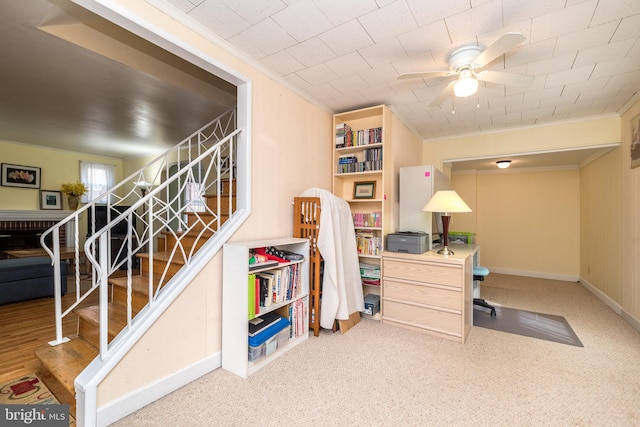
[452,168,581,278]
[0,140,123,210]
[621,100,640,323]
[580,148,623,302]
[92,0,332,409]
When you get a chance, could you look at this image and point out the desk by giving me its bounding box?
[381,243,478,343]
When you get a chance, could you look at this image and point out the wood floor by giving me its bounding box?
[0,281,98,384]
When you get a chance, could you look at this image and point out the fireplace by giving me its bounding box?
[0,211,74,259]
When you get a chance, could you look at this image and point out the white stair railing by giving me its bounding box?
[41,108,241,359]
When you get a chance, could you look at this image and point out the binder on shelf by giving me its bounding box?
[248,310,283,337]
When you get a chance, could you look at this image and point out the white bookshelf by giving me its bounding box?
[222,237,309,378]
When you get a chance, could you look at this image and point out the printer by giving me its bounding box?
[386,231,429,254]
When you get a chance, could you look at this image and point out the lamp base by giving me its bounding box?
[437,246,454,255]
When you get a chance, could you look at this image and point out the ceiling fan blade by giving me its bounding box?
[429,80,457,107]
[472,33,526,69]
[398,70,452,80]
[476,70,535,87]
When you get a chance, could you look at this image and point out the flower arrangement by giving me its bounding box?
[60,181,88,197]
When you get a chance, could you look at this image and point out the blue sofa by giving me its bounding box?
[0,256,68,305]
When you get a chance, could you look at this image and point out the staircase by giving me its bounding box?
[35,109,245,424]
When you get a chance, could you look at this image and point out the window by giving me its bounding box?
[184,180,206,213]
[80,161,115,203]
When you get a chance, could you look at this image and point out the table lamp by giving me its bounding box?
[422,190,471,255]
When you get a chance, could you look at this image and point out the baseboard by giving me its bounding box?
[580,277,640,335]
[96,352,221,427]
[578,277,622,315]
[487,267,579,282]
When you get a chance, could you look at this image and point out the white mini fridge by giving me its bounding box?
[398,165,449,250]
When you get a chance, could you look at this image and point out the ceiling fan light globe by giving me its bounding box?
[453,76,478,97]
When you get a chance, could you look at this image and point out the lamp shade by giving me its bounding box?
[453,70,478,98]
[422,190,471,213]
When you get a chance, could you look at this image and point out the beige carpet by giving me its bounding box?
[113,274,640,426]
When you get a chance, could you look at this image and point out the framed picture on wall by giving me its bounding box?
[40,190,62,210]
[1,163,41,189]
[631,113,640,169]
[353,181,375,199]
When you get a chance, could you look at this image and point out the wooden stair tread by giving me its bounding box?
[75,304,128,337]
[35,338,98,395]
[108,274,164,296]
[136,251,186,265]
[160,229,214,237]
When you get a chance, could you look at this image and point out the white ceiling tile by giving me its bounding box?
[361,63,405,85]
[358,0,418,43]
[358,38,409,68]
[591,0,640,26]
[164,0,197,13]
[545,65,594,88]
[295,63,340,85]
[330,74,369,94]
[286,37,336,67]
[314,0,378,26]
[506,39,556,68]
[325,52,372,78]
[502,0,565,26]
[220,0,287,24]
[188,0,251,39]
[405,0,470,27]
[562,77,608,97]
[554,21,619,56]
[530,1,597,43]
[445,1,504,44]
[260,50,305,75]
[228,18,297,57]
[397,20,451,57]
[591,54,640,79]
[539,93,579,108]
[319,20,374,57]
[525,52,575,76]
[574,39,636,68]
[271,0,334,42]
[521,106,556,122]
[611,14,640,42]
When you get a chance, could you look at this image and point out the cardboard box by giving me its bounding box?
[363,294,380,315]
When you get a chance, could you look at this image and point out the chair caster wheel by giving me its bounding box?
[491,308,496,316]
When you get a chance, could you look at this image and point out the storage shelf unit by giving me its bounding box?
[333,105,392,319]
[222,237,309,378]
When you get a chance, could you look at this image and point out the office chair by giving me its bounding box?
[473,266,496,316]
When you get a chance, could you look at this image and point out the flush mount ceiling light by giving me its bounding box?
[453,69,479,98]
[496,160,512,169]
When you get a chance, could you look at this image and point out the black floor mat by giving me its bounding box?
[473,305,583,347]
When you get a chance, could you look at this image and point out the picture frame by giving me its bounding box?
[353,181,375,199]
[40,190,62,210]
[631,112,640,169]
[1,163,41,189]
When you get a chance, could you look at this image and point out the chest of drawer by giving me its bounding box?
[383,300,461,338]
[384,278,461,310]
[383,259,462,287]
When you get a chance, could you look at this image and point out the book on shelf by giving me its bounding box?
[248,310,283,337]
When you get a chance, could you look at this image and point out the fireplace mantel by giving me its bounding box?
[0,210,75,221]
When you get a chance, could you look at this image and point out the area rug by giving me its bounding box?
[0,374,58,405]
[473,305,583,347]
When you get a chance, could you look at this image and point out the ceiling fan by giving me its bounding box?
[399,33,535,107]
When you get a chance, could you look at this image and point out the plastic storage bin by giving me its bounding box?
[248,316,290,362]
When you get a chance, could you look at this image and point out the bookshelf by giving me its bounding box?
[222,237,309,378]
[333,105,392,321]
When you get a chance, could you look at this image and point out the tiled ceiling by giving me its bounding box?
[162,0,640,141]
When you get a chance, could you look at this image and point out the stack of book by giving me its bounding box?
[248,264,301,318]
[353,211,382,228]
[355,230,382,256]
[355,127,382,146]
[335,123,353,148]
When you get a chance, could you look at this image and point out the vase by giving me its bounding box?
[68,195,79,210]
